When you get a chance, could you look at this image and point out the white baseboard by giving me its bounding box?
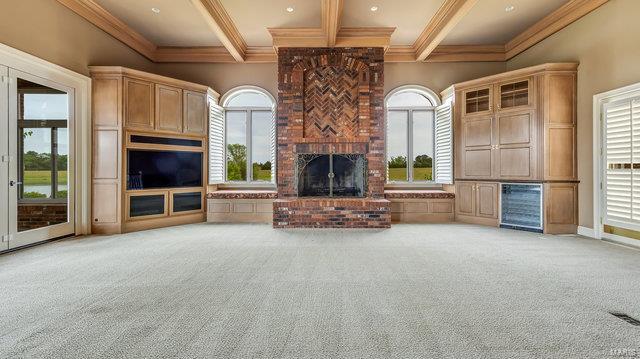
[601,233,640,250]
[577,226,596,239]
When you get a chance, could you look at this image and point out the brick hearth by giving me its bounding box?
[274,47,390,228]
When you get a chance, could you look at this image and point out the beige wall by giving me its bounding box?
[384,62,505,96]
[0,0,156,76]
[506,0,640,229]
[154,63,278,100]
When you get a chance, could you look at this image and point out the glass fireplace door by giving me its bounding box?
[5,69,75,250]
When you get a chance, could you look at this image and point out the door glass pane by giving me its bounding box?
[251,111,272,182]
[387,110,408,181]
[226,111,247,181]
[412,111,434,182]
[17,78,69,232]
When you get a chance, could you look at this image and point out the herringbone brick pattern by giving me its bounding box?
[303,66,359,138]
[276,48,389,228]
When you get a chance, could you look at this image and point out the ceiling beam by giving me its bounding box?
[323,0,344,47]
[190,0,247,62]
[505,0,609,60]
[56,0,157,61]
[414,0,478,61]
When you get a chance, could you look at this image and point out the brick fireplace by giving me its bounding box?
[273,48,391,228]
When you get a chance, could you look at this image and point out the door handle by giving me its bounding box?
[9,180,22,187]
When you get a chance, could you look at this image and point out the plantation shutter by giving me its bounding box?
[209,100,225,184]
[603,97,640,230]
[434,102,453,184]
[270,105,277,183]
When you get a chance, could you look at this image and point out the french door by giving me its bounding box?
[1,66,75,250]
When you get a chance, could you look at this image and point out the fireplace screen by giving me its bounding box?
[297,154,366,197]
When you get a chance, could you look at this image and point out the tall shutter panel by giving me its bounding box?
[270,106,277,184]
[632,99,640,222]
[434,103,453,184]
[603,97,640,229]
[209,100,225,184]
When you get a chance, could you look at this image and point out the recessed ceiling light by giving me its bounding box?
[286,6,294,13]
[505,5,515,12]
[370,6,379,12]
[151,7,160,14]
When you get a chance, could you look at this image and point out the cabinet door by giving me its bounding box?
[183,90,207,136]
[462,116,494,178]
[495,77,533,111]
[463,86,493,116]
[124,77,154,130]
[495,110,537,180]
[476,182,498,218]
[155,84,183,133]
[455,182,475,216]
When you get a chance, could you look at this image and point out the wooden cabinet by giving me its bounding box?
[124,77,154,130]
[495,110,537,180]
[461,115,494,178]
[155,84,183,133]
[90,66,219,234]
[454,64,576,183]
[449,63,578,234]
[183,90,208,136]
[455,182,475,216]
[455,181,499,226]
[476,182,498,219]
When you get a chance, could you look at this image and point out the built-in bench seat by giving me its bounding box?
[206,190,278,200]
[207,190,277,223]
[384,190,455,223]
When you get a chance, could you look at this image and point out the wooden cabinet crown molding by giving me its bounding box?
[89,66,217,97]
[451,63,578,91]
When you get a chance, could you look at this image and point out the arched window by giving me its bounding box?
[385,85,441,183]
[220,86,276,183]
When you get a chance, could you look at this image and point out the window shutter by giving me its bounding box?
[603,97,640,229]
[434,102,453,184]
[270,106,277,183]
[209,100,225,184]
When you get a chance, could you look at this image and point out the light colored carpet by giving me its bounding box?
[0,223,639,358]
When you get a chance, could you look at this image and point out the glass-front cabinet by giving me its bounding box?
[496,77,533,111]
[463,86,492,116]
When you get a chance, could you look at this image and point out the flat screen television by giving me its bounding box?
[127,150,202,190]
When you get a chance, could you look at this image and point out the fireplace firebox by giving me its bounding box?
[297,154,366,197]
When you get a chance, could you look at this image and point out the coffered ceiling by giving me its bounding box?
[56,0,609,63]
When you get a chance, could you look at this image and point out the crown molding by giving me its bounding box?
[505,0,609,60]
[427,45,505,62]
[190,0,247,62]
[384,45,416,62]
[58,0,610,64]
[323,0,344,47]
[414,0,478,61]
[154,47,236,63]
[153,46,276,63]
[56,0,157,60]
[245,47,278,63]
[336,27,396,49]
